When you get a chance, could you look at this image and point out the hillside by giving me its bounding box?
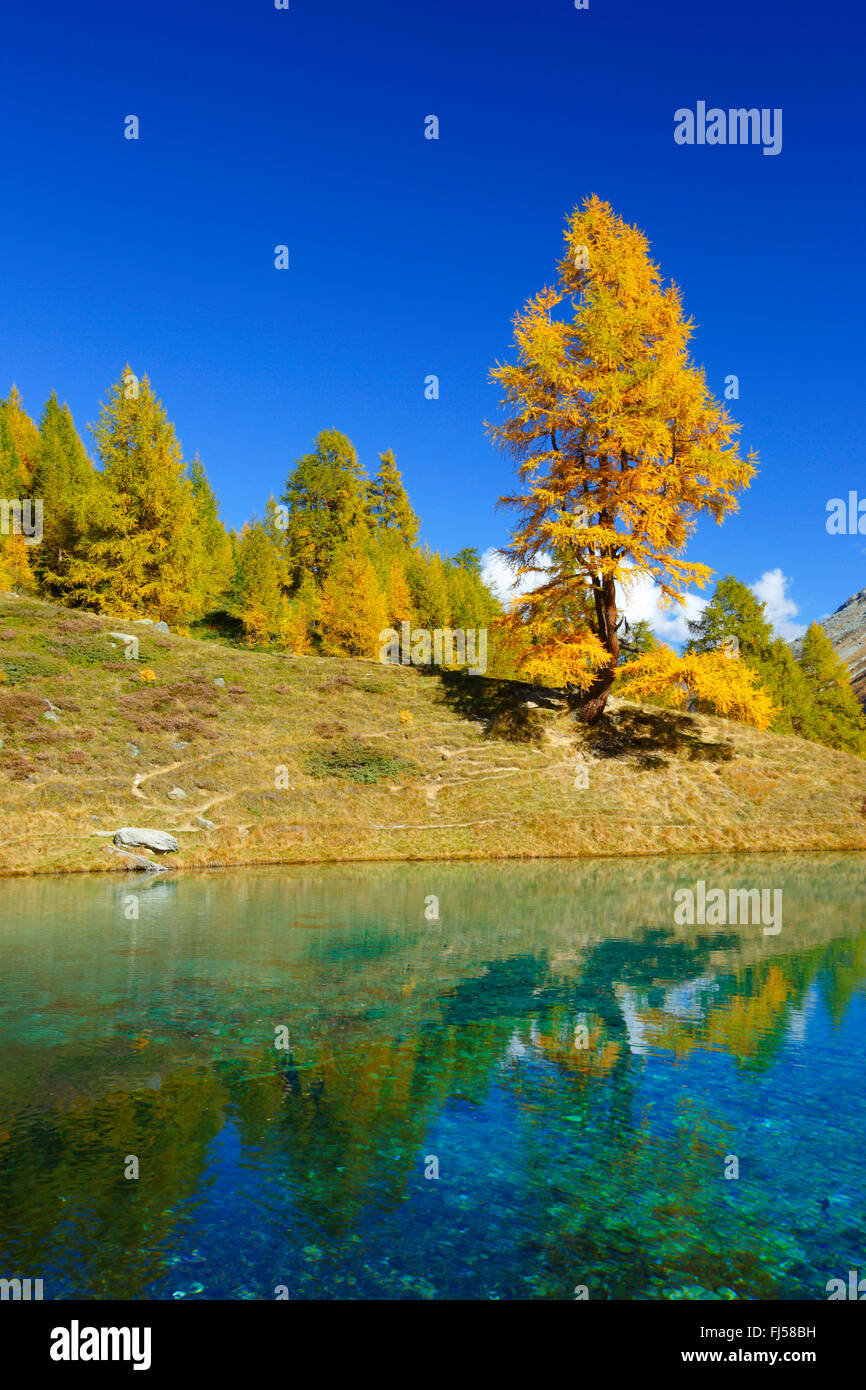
[2,590,866,876]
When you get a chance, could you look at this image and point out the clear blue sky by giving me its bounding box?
[1,0,863,632]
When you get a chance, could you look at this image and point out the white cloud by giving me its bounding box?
[481,547,548,603]
[482,548,704,645]
[617,569,706,646]
[481,550,805,647]
[749,568,805,641]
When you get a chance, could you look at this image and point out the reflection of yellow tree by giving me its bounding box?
[0,1068,226,1298]
[2,855,865,1299]
[230,1016,517,1237]
[534,1008,623,1082]
[642,960,811,1068]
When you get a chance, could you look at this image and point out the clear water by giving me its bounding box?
[1,856,864,1301]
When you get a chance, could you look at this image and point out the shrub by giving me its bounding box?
[304,739,418,784]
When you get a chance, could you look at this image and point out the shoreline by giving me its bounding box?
[3,835,866,880]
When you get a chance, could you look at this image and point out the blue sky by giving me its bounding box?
[1,0,863,637]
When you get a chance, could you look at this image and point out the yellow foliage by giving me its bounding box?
[0,534,36,594]
[489,195,758,717]
[505,586,608,689]
[399,710,413,724]
[319,539,388,658]
[241,601,274,647]
[139,668,157,683]
[616,645,776,729]
[387,556,414,627]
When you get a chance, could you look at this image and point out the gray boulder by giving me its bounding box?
[113,827,179,854]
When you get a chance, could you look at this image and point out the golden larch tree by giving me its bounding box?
[318,532,389,658]
[489,195,758,723]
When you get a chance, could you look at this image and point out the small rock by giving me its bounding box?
[105,845,169,873]
[133,618,155,625]
[114,827,179,854]
[153,621,170,634]
[196,816,216,830]
[126,743,141,758]
[43,710,60,722]
[167,787,187,800]
[172,740,190,751]
[213,677,226,688]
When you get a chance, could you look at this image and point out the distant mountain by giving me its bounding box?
[793,588,866,706]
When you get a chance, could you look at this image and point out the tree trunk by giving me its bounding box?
[571,570,619,725]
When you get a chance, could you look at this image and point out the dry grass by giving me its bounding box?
[2,590,866,876]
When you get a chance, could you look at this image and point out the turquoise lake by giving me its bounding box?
[0,855,864,1300]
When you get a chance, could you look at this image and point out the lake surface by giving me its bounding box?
[1,856,864,1301]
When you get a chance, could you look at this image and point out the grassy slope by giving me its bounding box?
[2,590,866,876]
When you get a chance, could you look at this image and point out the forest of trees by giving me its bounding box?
[2,366,865,755]
[683,576,866,755]
[0,371,501,663]
[2,196,866,757]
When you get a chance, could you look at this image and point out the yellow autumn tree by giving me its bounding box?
[0,387,40,593]
[489,195,758,722]
[386,555,414,628]
[282,572,319,654]
[617,645,776,729]
[65,370,200,625]
[318,532,388,658]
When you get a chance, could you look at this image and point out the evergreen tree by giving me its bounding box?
[31,393,94,597]
[685,576,773,660]
[452,548,482,575]
[280,430,370,586]
[230,520,288,645]
[188,456,234,614]
[406,549,451,631]
[446,557,500,631]
[758,638,814,738]
[619,619,658,660]
[65,369,199,625]
[367,450,419,544]
[798,623,866,754]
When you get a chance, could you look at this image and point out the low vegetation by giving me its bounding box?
[2,592,866,877]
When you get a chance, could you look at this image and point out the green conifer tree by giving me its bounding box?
[230,520,288,645]
[407,549,451,631]
[798,623,866,754]
[280,430,370,586]
[367,450,419,544]
[31,393,95,597]
[189,456,234,614]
